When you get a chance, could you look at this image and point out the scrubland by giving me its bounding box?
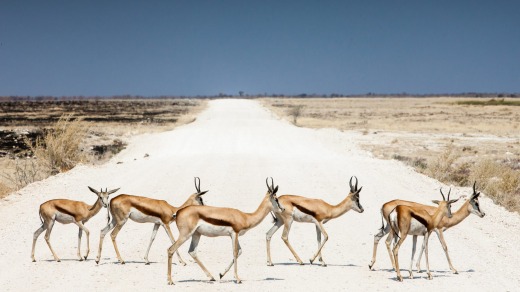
[262,97,520,213]
[0,99,206,198]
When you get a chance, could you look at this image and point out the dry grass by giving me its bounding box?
[262,97,520,213]
[0,99,207,195]
[263,97,520,136]
[30,114,88,174]
[469,159,520,209]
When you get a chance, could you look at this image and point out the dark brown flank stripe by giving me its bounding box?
[410,212,429,228]
[199,214,234,228]
[292,203,317,217]
[55,205,77,217]
[132,202,169,221]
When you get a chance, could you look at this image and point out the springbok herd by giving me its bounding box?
[31,176,485,285]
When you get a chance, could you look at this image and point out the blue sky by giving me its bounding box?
[0,0,519,96]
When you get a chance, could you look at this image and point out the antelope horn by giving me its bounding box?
[473,181,477,193]
[354,176,358,191]
[447,187,451,201]
[349,177,354,191]
[194,177,201,193]
[270,177,274,191]
[266,177,271,192]
[440,188,446,201]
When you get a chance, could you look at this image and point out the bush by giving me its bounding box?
[29,114,88,175]
[288,105,304,125]
[424,144,460,183]
[469,159,520,209]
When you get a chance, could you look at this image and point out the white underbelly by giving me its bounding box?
[196,221,234,237]
[408,219,427,236]
[55,212,75,224]
[389,211,427,236]
[128,208,161,224]
[292,208,315,223]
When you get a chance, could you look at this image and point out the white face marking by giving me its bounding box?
[128,208,162,224]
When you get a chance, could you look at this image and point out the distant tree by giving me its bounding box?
[239,91,244,97]
[288,105,304,125]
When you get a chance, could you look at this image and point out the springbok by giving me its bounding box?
[390,188,459,281]
[368,182,485,274]
[166,178,284,285]
[31,187,120,262]
[95,177,208,265]
[266,176,364,267]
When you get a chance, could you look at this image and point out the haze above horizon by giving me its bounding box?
[1,1,519,96]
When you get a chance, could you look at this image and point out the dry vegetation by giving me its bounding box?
[262,97,520,213]
[0,98,206,198]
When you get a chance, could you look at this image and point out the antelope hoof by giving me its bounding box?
[167,279,174,285]
[320,262,327,267]
[397,275,403,282]
[95,260,99,264]
[210,277,216,281]
[56,259,61,263]
[427,273,433,280]
[368,264,373,270]
[84,255,88,260]
[145,262,150,265]
[121,261,125,265]
[32,259,36,262]
[79,257,84,262]
[180,261,187,266]
[309,259,313,264]
[236,279,242,284]
[219,273,224,279]
[267,262,274,266]
[453,269,459,274]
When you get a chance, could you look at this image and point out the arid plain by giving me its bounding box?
[0,98,519,291]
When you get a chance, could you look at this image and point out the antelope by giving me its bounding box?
[95,177,208,265]
[368,182,485,274]
[31,187,120,262]
[266,176,364,267]
[166,178,284,285]
[390,188,459,281]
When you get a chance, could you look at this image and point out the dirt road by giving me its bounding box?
[1,99,518,291]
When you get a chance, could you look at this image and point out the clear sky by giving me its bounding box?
[1,0,519,96]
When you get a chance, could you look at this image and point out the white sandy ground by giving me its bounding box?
[1,99,519,292]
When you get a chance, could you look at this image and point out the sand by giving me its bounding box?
[0,99,518,291]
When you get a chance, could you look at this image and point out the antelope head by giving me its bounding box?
[468,181,485,218]
[266,177,284,212]
[88,186,120,208]
[193,177,209,206]
[348,176,364,213]
[432,187,459,218]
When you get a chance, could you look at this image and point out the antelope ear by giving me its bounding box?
[449,198,460,204]
[88,186,99,195]
[355,186,363,195]
[476,192,481,198]
[108,188,120,195]
[273,186,279,194]
[198,190,208,196]
[431,200,440,205]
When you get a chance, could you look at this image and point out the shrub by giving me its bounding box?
[424,144,460,183]
[29,114,88,175]
[469,159,520,210]
[1,158,43,190]
[288,105,304,125]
